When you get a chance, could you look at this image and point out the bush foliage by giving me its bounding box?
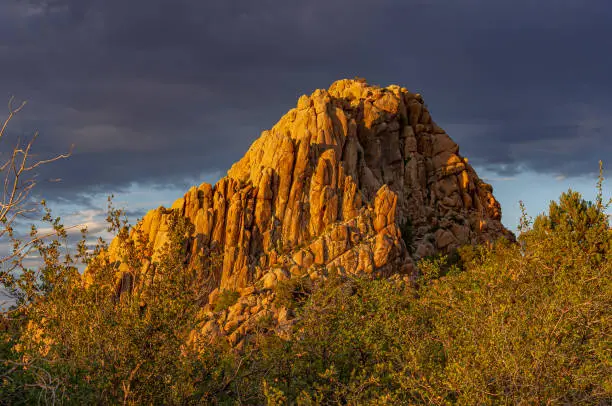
[214,290,240,312]
[1,178,611,404]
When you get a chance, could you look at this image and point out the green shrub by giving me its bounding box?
[214,289,240,312]
[417,250,464,284]
[274,276,312,310]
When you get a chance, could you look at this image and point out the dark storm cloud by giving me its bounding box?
[0,0,610,202]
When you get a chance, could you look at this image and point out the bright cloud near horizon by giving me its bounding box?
[1,0,611,236]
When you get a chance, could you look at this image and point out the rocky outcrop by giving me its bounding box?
[94,78,513,345]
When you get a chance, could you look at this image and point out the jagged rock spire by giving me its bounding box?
[102,78,512,298]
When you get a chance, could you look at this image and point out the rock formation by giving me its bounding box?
[93,78,513,346]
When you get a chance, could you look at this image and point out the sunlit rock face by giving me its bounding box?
[96,79,513,344]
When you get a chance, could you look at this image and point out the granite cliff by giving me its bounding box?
[95,78,513,346]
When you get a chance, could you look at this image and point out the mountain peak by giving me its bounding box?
[96,78,513,345]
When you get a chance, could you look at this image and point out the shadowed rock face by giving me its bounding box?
[97,79,513,344]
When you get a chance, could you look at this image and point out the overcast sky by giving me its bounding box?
[1,0,610,234]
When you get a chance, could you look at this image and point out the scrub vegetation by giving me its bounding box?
[0,103,610,404]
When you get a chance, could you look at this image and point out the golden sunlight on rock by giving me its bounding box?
[87,79,513,347]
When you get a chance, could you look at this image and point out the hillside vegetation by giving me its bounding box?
[1,181,610,405]
[0,82,610,404]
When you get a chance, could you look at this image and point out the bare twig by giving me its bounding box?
[0,97,72,305]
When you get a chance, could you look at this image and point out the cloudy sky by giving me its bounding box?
[1,0,611,237]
